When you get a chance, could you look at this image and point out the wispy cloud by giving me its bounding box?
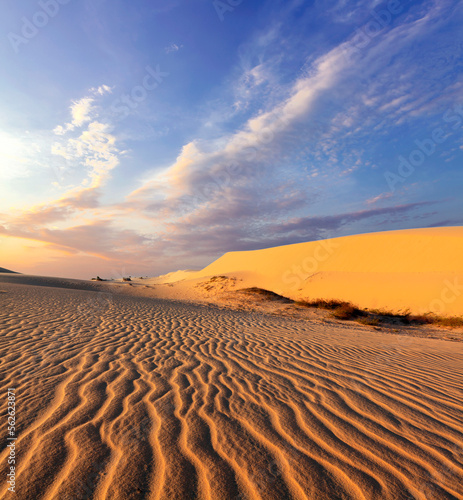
[70,97,94,127]
[91,84,113,96]
[53,85,114,135]
[0,219,151,263]
[54,97,94,135]
[164,43,183,54]
[366,192,394,205]
[52,121,120,188]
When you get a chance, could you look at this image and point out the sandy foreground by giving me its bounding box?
[0,274,462,500]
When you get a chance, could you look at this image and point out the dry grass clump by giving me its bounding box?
[357,317,381,327]
[404,314,434,325]
[297,300,463,329]
[295,299,348,310]
[295,299,364,320]
[239,287,293,303]
[331,303,364,320]
[362,309,463,329]
[230,291,463,330]
[433,316,463,328]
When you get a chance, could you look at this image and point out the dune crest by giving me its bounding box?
[152,227,463,316]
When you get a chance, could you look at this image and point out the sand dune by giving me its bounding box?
[0,273,107,292]
[0,277,462,499]
[149,227,463,316]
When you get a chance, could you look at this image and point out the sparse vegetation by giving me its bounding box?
[295,299,364,319]
[122,277,132,282]
[331,303,364,320]
[239,287,293,303]
[297,299,463,329]
[207,288,463,330]
[357,317,380,327]
[434,316,463,328]
[402,313,432,325]
[367,308,397,317]
[295,299,350,310]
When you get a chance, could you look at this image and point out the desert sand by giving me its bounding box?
[140,227,463,317]
[0,269,462,499]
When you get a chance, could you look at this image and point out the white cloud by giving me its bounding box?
[54,84,114,137]
[53,97,94,136]
[53,125,68,136]
[51,87,121,190]
[92,85,113,96]
[70,98,94,127]
[165,43,183,54]
[52,121,120,189]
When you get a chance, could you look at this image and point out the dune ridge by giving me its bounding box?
[147,227,463,316]
[0,281,462,499]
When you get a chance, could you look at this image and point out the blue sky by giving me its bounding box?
[0,0,462,278]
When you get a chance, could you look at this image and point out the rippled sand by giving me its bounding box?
[0,280,462,499]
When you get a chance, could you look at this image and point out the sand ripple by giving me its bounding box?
[0,282,462,499]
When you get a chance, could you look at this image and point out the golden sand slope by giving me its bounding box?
[0,279,462,499]
[164,227,463,316]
